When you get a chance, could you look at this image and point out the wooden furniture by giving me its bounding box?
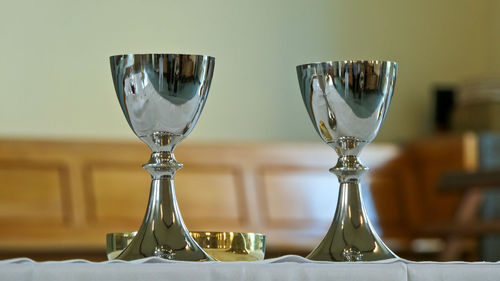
[0,134,491,261]
[374,133,476,243]
[434,133,500,261]
[381,133,500,261]
[0,139,399,261]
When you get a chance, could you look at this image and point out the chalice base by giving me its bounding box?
[116,178,212,261]
[307,181,396,261]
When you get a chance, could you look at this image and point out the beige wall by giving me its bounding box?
[487,0,500,74]
[0,0,495,142]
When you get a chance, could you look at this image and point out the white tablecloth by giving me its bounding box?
[1,255,499,281]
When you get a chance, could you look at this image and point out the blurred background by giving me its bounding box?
[0,0,499,261]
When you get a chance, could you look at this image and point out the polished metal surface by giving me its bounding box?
[110,54,215,261]
[296,60,397,261]
[190,231,266,261]
[106,231,266,262]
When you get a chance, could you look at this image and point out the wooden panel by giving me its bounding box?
[84,163,149,224]
[260,166,337,228]
[0,162,68,225]
[176,165,246,230]
[85,162,245,230]
[0,139,412,260]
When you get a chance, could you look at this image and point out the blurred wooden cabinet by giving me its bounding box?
[366,133,488,260]
[0,139,401,260]
[367,133,476,240]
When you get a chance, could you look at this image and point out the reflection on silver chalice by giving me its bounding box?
[110,54,215,261]
[296,60,398,261]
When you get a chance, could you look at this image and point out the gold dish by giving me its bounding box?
[190,231,266,261]
[106,231,266,261]
[106,232,137,260]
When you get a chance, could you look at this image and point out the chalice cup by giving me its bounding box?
[110,54,215,261]
[296,60,398,261]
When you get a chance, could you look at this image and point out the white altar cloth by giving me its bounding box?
[1,255,499,281]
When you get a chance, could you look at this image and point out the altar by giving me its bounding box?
[2,256,499,281]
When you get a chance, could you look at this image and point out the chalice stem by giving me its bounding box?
[307,154,396,261]
[142,177,187,241]
[116,150,212,261]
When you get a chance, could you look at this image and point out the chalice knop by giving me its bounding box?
[110,54,215,261]
[296,60,398,261]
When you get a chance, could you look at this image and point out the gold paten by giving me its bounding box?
[190,231,266,261]
[106,232,137,260]
[106,231,266,262]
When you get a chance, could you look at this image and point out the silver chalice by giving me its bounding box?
[296,60,398,261]
[110,54,215,261]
